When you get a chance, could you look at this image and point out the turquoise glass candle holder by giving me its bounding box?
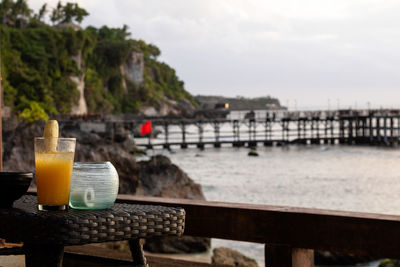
[69,162,119,209]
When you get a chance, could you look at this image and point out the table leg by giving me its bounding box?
[24,243,64,267]
[129,239,149,267]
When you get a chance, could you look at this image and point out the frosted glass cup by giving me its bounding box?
[34,137,76,211]
[69,162,119,209]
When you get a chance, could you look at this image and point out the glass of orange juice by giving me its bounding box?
[34,137,76,211]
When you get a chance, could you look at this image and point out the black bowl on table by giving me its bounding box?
[0,172,33,208]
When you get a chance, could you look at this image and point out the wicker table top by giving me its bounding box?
[0,195,185,246]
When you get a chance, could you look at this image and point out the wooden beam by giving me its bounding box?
[116,194,400,259]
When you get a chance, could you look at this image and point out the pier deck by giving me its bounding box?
[130,109,400,149]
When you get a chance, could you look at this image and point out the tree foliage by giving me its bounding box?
[0,0,31,27]
[50,1,88,25]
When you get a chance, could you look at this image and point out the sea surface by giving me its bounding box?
[145,145,400,267]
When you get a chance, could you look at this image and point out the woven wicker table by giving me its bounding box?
[0,195,185,267]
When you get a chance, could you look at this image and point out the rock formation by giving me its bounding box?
[134,155,205,200]
[67,48,194,117]
[122,51,144,85]
[212,247,258,267]
[70,49,88,115]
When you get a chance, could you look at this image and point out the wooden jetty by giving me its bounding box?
[131,109,400,149]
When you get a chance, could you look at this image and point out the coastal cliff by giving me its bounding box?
[1,1,195,120]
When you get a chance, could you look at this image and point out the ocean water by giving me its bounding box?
[152,145,400,267]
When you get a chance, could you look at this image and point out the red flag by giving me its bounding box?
[140,120,152,136]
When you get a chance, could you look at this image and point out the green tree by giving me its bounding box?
[148,44,160,58]
[98,25,130,41]
[50,1,62,25]
[50,1,88,25]
[19,101,49,123]
[71,3,88,23]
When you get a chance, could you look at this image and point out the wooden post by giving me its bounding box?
[390,117,394,145]
[348,119,353,144]
[248,119,252,141]
[384,116,388,144]
[286,119,289,142]
[292,248,314,267]
[0,77,2,171]
[376,117,381,144]
[362,118,366,142]
[163,122,169,149]
[181,122,187,148]
[369,114,373,144]
[251,119,256,141]
[398,116,400,144]
[310,119,314,139]
[213,121,221,148]
[265,244,314,267]
[355,116,359,143]
[297,120,301,140]
[197,121,204,148]
[339,118,345,144]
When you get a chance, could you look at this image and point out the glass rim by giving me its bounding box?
[34,137,76,141]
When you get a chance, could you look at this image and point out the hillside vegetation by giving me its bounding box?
[0,0,194,120]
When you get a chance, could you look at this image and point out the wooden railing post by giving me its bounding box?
[265,244,314,267]
[292,248,314,267]
[0,77,2,171]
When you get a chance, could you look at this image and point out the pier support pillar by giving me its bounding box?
[162,144,170,149]
[180,143,188,149]
[197,143,205,149]
[264,141,273,146]
[248,141,257,148]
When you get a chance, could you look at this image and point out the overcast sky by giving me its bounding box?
[29,0,400,109]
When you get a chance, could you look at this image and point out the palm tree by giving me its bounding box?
[70,3,88,24]
[50,1,62,25]
[61,2,74,23]
[51,1,88,25]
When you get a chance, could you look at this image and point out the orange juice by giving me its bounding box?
[35,151,75,205]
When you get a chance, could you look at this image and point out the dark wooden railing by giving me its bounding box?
[117,194,400,267]
[21,190,400,266]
